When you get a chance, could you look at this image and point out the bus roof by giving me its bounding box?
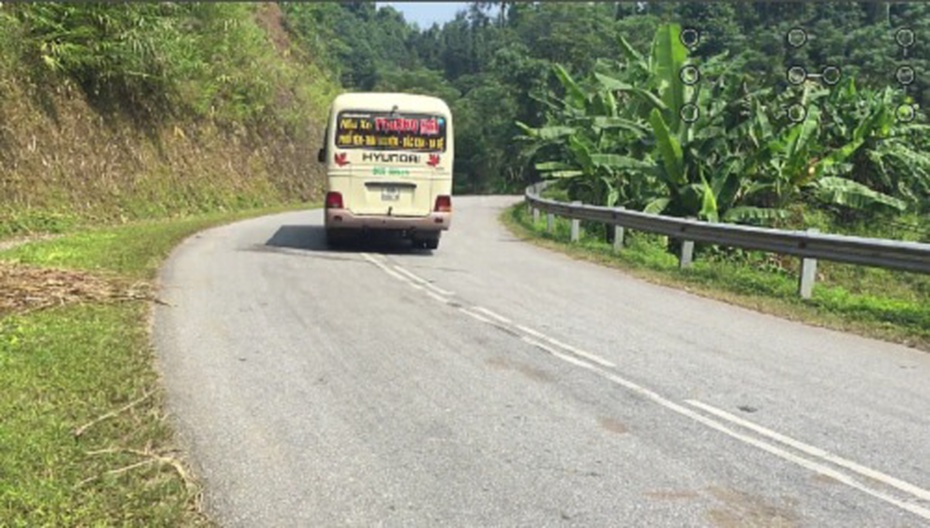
[331,92,451,116]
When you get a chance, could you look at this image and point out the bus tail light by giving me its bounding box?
[326,192,344,209]
[434,195,452,213]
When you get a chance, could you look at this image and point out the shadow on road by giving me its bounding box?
[264,225,435,256]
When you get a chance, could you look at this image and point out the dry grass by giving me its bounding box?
[0,261,150,317]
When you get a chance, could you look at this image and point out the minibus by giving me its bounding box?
[318,92,453,250]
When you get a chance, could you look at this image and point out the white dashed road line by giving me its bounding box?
[393,265,455,296]
[361,250,930,522]
[459,307,495,324]
[471,306,512,324]
[515,323,616,369]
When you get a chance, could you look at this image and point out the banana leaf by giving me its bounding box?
[650,23,687,131]
[617,34,648,73]
[590,154,654,171]
[813,177,907,212]
[553,63,586,110]
[644,197,671,215]
[594,72,668,114]
[649,108,686,186]
[723,207,789,223]
[516,122,575,141]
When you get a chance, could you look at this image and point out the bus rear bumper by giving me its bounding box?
[325,209,451,232]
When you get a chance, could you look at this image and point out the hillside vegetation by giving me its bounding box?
[280,2,930,222]
[3,1,927,242]
[0,3,339,239]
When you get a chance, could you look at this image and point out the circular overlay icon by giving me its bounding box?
[895,28,915,48]
[679,65,701,85]
[896,104,916,122]
[786,27,808,48]
[787,103,807,123]
[786,66,808,85]
[896,66,916,86]
[822,66,842,86]
[680,103,700,123]
[680,27,700,48]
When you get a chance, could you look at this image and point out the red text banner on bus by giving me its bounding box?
[336,111,447,152]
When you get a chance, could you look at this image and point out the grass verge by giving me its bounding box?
[502,203,930,352]
[0,202,315,526]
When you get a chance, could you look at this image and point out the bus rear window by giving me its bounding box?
[335,111,447,152]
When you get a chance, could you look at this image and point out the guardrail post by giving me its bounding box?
[546,213,554,233]
[532,207,540,224]
[570,201,581,242]
[679,217,695,268]
[798,228,819,299]
[680,240,694,268]
[613,207,625,251]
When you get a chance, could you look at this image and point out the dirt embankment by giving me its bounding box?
[0,3,331,238]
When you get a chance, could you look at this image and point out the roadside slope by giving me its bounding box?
[0,3,338,238]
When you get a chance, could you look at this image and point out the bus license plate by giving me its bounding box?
[381,187,400,201]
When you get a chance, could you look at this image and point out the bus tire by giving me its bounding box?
[421,236,440,250]
[326,229,346,249]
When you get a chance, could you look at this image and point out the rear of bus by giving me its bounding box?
[318,93,453,250]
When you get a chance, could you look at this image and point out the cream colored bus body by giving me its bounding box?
[318,92,453,249]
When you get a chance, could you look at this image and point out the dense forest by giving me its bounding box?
[282,1,930,237]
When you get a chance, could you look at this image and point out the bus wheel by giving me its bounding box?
[326,229,346,249]
[421,237,439,250]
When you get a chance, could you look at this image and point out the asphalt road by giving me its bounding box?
[154,195,930,527]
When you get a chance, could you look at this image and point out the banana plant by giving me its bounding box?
[749,81,908,214]
[516,56,654,209]
[816,81,929,211]
[517,22,914,229]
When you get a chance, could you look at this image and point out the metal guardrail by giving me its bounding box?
[524,181,930,298]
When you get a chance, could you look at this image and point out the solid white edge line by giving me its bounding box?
[685,399,930,504]
[515,323,616,369]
